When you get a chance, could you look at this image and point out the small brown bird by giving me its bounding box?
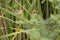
[14,9,23,14]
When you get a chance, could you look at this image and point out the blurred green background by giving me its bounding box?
[0,0,60,40]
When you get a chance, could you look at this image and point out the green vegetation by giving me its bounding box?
[0,0,60,40]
